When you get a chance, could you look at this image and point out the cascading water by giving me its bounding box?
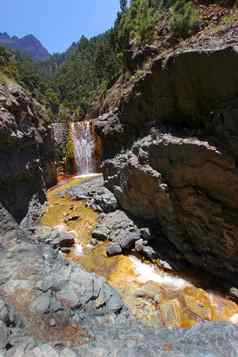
[70,121,96,175]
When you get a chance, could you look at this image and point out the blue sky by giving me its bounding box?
[1,1,120,54]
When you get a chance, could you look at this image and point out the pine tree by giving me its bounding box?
[120,0,128,12]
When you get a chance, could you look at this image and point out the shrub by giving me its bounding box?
[113,0,162,66]
[169,0,199,39]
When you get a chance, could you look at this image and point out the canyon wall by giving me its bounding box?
[0,79,56,226]
[96,41,238,284]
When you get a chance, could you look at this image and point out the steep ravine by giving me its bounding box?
[2,33,238,356]
[95,40,238,285]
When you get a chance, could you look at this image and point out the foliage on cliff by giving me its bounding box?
[53,32,120,115]
[112,0,200,66]
[1,0,236,122]
[0,46,50,98]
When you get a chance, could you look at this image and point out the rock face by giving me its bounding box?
[0,32,50,61]
[96,42,238,285]
[0,79,56,224]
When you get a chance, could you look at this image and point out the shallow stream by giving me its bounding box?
[42,176,238,329]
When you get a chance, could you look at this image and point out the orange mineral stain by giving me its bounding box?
[42,177,238,328]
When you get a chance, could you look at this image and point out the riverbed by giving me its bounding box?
[42,176,238,329]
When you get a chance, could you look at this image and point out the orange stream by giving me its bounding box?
[41,177,238,328]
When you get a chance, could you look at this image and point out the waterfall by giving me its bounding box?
[70,121,96,175]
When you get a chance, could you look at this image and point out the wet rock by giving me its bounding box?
[142,246,157,260]
[135,239,144,253]
[120,231,141,250]
[63,215,80,223]
[94,210,141,252]
[63,176,118,213]
[140,228,152,241]
[92,227,109,241]
[159,260,173,271]
[60,247,71,254]
[43,229,75,250]
[230,287,238,300]
[53,233,75,249]
[107,244,123,257]
[90,238,98,246]
[103,132,238,283]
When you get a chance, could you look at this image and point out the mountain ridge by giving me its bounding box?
[0,32,50,61]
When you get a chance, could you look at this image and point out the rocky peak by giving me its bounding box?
[0,32,10,40]
[0,32,50,61]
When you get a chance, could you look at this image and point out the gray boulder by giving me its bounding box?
[107,244,123,257]
[62,176,118,213]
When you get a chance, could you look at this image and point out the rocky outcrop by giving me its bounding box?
[0,78,56,224]
[62,176,118,213]
[0,212,238,356]
[96,42,238,285]
[97,43,238,157]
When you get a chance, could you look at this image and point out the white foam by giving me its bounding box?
[55,224,67,232]
[230,313,238,324]
[129,256,189,289]
[74,173,101,179]
[74,243,84,256]
[86,243,94,249]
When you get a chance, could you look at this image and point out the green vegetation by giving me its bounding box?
[113,0,160,57]
[0,46,18,79]
[53,32,120,116]
[64,131,75,174]
[112,0,201,63]
[3,0,235,125]
[0,1,202,121]
[169,0,199,38]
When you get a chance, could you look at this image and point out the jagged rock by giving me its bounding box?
[62,175,118,213]
[135,239,157,259]
[230,287,238,300]
[97,43,238,284]
[140,228,152,241]
[63,214,80,223]
[135,239,145,253]
[0,80,56,225]
[94,210,141,251]
[37,227,75,250]
[92,227,109,241]
[142,246,158,260]
[51,232,75,249]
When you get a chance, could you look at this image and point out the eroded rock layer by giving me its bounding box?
[0,79,56,223]
[96,42,238,284]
